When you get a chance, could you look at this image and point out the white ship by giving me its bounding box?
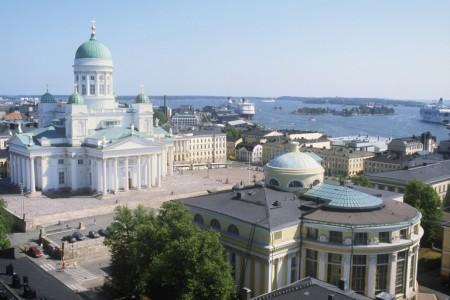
[420,98,450,124]
[227,97,255,119]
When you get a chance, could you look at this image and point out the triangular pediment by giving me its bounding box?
[104,136,159,151]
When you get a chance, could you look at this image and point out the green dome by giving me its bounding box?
[75,37,112,59]
[68,91,85,105]
[135,92,149,104]
[40,92,55,103]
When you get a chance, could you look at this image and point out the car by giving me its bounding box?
[98,228,109,237]
[72,231,85,241]
[27,246,43,258]
[88,230,99,238]
[62,235,77,243]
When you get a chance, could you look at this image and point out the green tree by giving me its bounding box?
[350,175,373,187]
[404,180,443,245]
[153,109,168,125]
[223,127,241,139]
[105,202,234,300]
[0,199,11,249]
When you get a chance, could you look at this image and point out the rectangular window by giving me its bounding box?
[327,253,342,286]
[82,75,86,80]
[306,227,318,240]
[354,232,368,245]
[290,256,297,283]
[82,85,86,95]
[305,249,318,278]
[58,172,65,185]
[395,251,407,294]
[400,229,407,239]
[90,75,95,80]
[351,255,366,293]
[100,84,105,95]
[75,75,79,81]
[77,159,83,165]
[379,232,391,243]
[90,84,95,95]
[376,254,389,293]
[58,159,64,165]
[413,225,419,235]
[329,231,343,243]
[274,231,282,240]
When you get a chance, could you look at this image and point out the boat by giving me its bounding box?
[261,98,276,103]
[309,117,317,122]
[227,97,255,120]
[420,98,450,124]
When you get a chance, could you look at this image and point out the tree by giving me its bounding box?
[105,202,235,300]
[223,127,241,139]
[404,180,443,245]
[350,175,373,187]
[0,199,11,249]
[153,109,168,125]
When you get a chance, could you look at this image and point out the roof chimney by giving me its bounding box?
[287,141,299,152]
[239,287,252,300]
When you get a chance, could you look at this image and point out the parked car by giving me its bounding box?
[72,231,85,241]
[98,228,109,237]
[62,235,77,243]
[88,231,99,238]
[27,246,43,258]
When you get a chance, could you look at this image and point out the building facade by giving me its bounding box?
[172,131,226,169]
[442,222,450,281]
[183,142,422,299]
[236,144,263,164]
[7,23,174,195]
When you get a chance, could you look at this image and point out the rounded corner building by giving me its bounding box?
[183,142,422,299]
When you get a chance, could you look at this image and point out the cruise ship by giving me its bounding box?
[227,97,255,119]
[420,98,450,124]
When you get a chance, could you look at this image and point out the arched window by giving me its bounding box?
[193,214,204,225]
[210,219,221,231]
[313,179,321,186]
[227,224,239,236]
[269,178,279,187]
[288,180,303,188]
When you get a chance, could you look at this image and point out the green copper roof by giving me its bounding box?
[135,92,149,104]
[75,37,112,59]
[68,91,84,105]
[304,183,384,211]
[40,92,55,103]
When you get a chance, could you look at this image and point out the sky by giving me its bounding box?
[0,1,449,100]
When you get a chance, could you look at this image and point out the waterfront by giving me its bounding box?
[146,96,450,141]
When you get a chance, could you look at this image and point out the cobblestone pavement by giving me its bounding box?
[3,165,264,227]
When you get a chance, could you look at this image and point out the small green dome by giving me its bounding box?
[68,91,85,105]
[135,92,149,104]
[40,92,55,103]
[75,37,112,59]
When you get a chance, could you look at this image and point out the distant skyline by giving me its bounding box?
[0,1,449,100]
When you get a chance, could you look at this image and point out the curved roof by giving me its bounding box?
[40,92,55,103]
[75,37,112,59]
[67,91,84,105]
[135,92,149,104]
[304,183,384,211]
[267,151,323,170]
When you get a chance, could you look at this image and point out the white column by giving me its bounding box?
[151,154,157,186]
[71,158,77,192]
[86,75,90,96]
[114,158,118,192]
[277,257,284,288]
[287,254,292,285]
[388,253,398,295]
[102,159,107,195]
[90,158,95,191]
[25,157,30,191]
[367,254,377,298]
[405,249,413,294]
[265,259,272,293]
[168,147,174,175]
[30,157,36,193]
[19,157,23,187]
[124,157,129,191]
[342,253,351,290]
[137,156,141,190]
[156,154,161,187]
[147,155,151,188]
[97,160,102,192]
[318,251,327,281]
[10,154,15,184]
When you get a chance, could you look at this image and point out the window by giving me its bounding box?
[77,159,83,165]
[274,231,282,240]
[90,75,95,81]
[400,229,407,239]
[329,231,343,243]
[305,249,318,278]
[306,227,318,240]
[413,225,419,235]
[379,232,391,243]
[290,256,297,283]
[82,75,86,80]
[58,172,65,185]
[376,254,389,293]
[193,214,204,225]
[75,75,79,81]
[58,159,64,165]
[351,255,366,293]
[288,180,303,188]
[269,178,279,187]
[90,84,95,95]
[99,75,104,80]
[395,251,407,295]
[354,232,368,245]
[410,248,417,288]
[227,224,239,236]
[100,84,105,95]
[327,253,342,286]
[81,84,86,95]
[210,219,221,231]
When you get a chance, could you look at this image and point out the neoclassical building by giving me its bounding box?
[183,142,422,299]
[8,23,174,195]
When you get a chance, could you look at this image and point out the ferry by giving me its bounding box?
[227,97,255,120]
[420,98,450,124]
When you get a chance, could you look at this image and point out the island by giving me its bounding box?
[293,105,395,116]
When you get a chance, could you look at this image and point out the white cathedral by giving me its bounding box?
[8,23,174,195]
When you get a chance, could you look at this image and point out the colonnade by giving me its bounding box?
[10,153,36,193]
